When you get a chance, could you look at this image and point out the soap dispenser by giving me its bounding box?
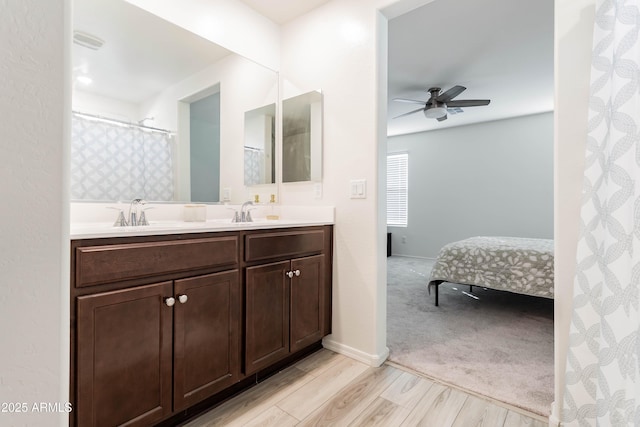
[266,194,279,220]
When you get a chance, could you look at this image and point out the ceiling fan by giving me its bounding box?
[393,85,490,122]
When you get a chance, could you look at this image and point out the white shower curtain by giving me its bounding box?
[71,114,175,201]
[562,0,640,425]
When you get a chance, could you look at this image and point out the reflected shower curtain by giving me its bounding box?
[71,114,174,201]
[562,0,640,425]
[244,147,265,186]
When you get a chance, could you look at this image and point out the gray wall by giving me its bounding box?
[388,112,554,258]
[190,92,221,202]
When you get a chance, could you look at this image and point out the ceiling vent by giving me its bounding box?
[73,31,105,50]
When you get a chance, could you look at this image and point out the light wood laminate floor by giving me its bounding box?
[182,349,547,427]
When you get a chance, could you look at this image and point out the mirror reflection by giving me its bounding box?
[282,91,323,183]
[244,104,276,186]
[71,0,278,203]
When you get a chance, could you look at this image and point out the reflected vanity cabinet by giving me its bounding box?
[70,225,332,427]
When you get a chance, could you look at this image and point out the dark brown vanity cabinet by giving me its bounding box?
[244,229,331,375]
[71,235,241,427]
[70,226,332,427]
[76,281,174,427]
[172,271,240,410]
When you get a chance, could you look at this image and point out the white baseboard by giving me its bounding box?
[322,337,389,367]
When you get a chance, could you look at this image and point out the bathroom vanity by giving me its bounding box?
[69,220,333,426]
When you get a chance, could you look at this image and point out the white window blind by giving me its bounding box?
[387,153,408,226]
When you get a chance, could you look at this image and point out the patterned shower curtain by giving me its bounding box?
[71,114,175,201]
[562,0,640,425]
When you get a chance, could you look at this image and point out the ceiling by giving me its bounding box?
[387,0,554,136]
[239,0,333,24]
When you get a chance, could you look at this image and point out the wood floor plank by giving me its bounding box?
[242,406,298,427]
[400,382,469,427]
[184,349,547,427]
[294,348,343,377]
[503,410,547,427]
[380,371,434,410]
[296,365,402,426]
[183,366,314,426]
[348,397,412,426]
[451,394,508,427]
[276,356,369,421]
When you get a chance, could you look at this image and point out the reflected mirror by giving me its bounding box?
[244,104,276,186]
[282,91,323,183]
[71,0,278,203]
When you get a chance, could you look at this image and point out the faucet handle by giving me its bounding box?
[107,207,128,227]
[227,207,241,223]
[138,207,154,226]
[246,208,257,223]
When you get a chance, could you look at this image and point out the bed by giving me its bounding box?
[427,236,554,306]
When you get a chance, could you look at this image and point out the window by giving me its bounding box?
[387,153,408,226]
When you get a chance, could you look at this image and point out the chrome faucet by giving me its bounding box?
[240,201,254,222]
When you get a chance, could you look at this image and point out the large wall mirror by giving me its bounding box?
[282,91,323,183]
[72,0,278,203]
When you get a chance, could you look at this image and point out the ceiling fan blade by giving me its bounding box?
[392,107,424,119]
[446,99,491,107]
[436,85,466,102]
[393,98,426,105]
[436,114,448,122]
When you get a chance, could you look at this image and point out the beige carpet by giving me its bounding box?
[386,256,554,416]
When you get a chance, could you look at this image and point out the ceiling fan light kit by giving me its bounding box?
[393,85,491,122]
[424,105,447,119]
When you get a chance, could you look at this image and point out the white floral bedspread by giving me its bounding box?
[428,236,554,298]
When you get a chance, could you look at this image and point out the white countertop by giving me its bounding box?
[70,219,333,239]
[69,203,335,239]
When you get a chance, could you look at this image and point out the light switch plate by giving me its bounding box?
[350,179,366,199]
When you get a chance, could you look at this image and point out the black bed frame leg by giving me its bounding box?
[469,285,473,293]
[428,281,442,306]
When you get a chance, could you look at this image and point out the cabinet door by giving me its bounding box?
[173,270,240,411]
[76,282,173,427]
[290,255,325,352]
[245,260,290,374]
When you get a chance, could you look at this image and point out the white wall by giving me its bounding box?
[388,112,554,258]
[0,0,70,425]
[279,0,390,363]
[72,90,139,121]
[551,0,595,423]
[125,0,281,71]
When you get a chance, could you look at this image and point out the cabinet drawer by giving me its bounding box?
[75,236,238,288]
[245,230,325,262]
